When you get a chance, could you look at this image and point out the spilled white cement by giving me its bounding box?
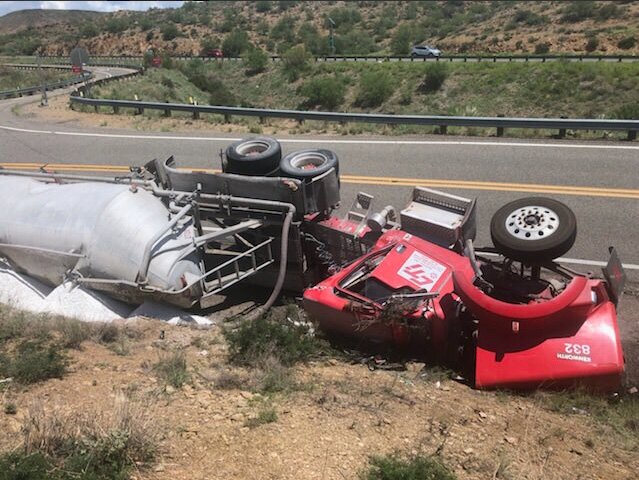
[0,261,212,326]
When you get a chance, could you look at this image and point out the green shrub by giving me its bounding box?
[361,453,457,480]
[4,402,17,415]
[80,23,98,38]
[278,0,297,12]
[281,45,311,81]
[243,46,269,75]
[399,89,412,105]
[97,324,120,344]
[513,10,547,26]
[613,102,639,119]
[299,76,346,110]
[270,15,297,43]
[245,405,278,428]
[255,1,272,12]
[536,390,638,448]
[224,310,319,367]
[560,1,596,23]
[138,16,153,31]
[329,6,362,32]
[161,24,178,41]
[105,17,129,34]
[0,340,68,384]
[161,75,175,88]
[617,36,636,50]
[222,29,250,57]
[419,63,448,93]
[355,70,395,108]
[153,349,188,389]
[598,3,620,19]
[0,452,53,480]
[534,42,550,54]
[334,30,377,55]
[208,78,236,106]
[585,36,598,53]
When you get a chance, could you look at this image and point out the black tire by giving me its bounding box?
[224,136,281,175]
[490,197,577,263]
[279,149,339,180]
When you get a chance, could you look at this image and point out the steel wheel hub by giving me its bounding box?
[505,205,559,240]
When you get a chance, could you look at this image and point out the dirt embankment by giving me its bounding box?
[1,315,637,480]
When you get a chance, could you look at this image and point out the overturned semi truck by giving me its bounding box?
[0,137,627,391]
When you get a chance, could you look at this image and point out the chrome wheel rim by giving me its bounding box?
[505,205,559,240]
[236,140,269,156]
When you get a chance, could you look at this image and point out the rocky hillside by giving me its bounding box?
[0,1,637,57]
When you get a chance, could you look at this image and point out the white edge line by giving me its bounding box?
[1,124,638,150]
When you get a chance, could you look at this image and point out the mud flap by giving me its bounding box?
[602,247,626,306]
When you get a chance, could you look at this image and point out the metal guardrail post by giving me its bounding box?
[496,114,505,137]
[629,130,637,141]
[558,116,567,138]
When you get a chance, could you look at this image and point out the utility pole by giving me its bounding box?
[37,52,48,107]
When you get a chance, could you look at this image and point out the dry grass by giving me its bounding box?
[20,393,158,472]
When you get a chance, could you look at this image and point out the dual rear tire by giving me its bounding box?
[224,137,339,180]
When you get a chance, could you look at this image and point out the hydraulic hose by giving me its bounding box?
[246,207,295,320]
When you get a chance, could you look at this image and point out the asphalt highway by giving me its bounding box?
[1,67,638,282]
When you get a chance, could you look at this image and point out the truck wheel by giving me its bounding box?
[279,149,339,180]
[490,197,577,263]
[224,137,281,175]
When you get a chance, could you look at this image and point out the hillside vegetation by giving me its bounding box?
[87,60,639,123]
[0,1,637,57]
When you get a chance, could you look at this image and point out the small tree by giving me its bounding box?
[391,24,412,55]
[243,46,269,75]
[222,29,250,57]
[161,24,178,41]
[80,23,98,38]
[281,45,311,81]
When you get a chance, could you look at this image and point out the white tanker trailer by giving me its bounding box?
[0,138,343,308]
[0,176,201,293]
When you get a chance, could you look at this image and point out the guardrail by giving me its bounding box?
[4,53,639,65]
[0,70,92,100]
[68,95,639,141]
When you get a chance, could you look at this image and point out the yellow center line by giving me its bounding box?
[2,162,638,199]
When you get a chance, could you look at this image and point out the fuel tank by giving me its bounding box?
[0,176,202,293]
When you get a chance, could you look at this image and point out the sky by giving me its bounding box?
[0,1,184,17]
